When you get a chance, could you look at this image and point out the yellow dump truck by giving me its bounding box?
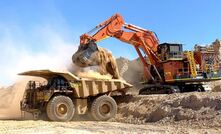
[19,70,132,121]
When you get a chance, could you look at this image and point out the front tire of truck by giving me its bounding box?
[90,95,117,121]
[46,95,75,122]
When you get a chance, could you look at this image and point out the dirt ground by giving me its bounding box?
[1,120,221,134]
[113,92,221,127]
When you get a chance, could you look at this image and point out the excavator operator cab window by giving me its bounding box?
[158,43,183,61]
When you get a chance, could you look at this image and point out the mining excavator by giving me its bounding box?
[73,13,221,94]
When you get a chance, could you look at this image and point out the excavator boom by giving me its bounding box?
[78,13,161,80]
[80,13,124,45]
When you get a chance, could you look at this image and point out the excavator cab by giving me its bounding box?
[158,43,183,61]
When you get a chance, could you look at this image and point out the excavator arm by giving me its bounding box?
[80,13,160,65]
[80,14,124,44]
[77,13,162,81]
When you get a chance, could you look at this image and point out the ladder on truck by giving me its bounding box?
[186,51,197,78]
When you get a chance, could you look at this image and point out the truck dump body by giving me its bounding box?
[19,69,132,98]
[73,78,131,98]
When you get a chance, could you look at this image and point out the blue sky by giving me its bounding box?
[0,0,221,85]
[1,0,221,57]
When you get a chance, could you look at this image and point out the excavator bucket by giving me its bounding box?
[72,41,99,67]
[72,41,120,79]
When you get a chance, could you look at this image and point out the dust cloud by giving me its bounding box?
[68,63,112,80]
[75,70,112,80]
[0,79,29,119]
[0,77,46,119]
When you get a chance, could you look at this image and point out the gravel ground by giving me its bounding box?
[113,92,221,127]
[0,120,221,134]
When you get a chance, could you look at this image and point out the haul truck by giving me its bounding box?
[19,70,132,121]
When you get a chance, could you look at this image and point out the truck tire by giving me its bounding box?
[90,95,117,121]
[46,95,75,121]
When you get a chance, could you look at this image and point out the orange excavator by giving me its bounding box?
[73,13,221,94]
